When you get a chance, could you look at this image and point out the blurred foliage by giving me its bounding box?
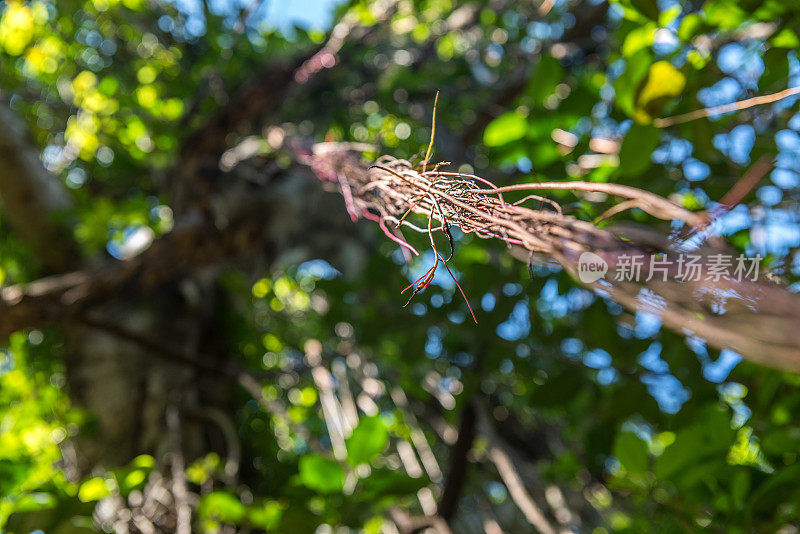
[1,0,800,531]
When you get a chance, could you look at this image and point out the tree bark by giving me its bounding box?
[0,105,80,271]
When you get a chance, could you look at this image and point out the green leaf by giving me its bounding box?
[630,0,659,20]
[622,23,655,57]
[771,28,800,49]
[634,61,686,122]
[528,54,564,106]
[618,124,661,177]
[654,406,736,480]
[484,112,528,147]
[359,468,428,498]
[77,477,112,502]
[658,5,681,26]
[112,454,155,495]
[527,142,562,169]
[703,0,748,29]
[613,49,653,117]
[298,455,345,493]
[614,431,649,474]
[198,492,246,523]
[346,415,389,466]
[248,500,285,530]
[8,492,56,513]
[677,13,704,41]
[121,470,147,492]
[130,454,155,469]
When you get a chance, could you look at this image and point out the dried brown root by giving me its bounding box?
[304,144,800,372]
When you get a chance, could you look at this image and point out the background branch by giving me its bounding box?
[0,105,81,271]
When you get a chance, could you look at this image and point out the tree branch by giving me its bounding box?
[475,403,556,534]
[0,160,362,341]
[172,0,398,213]
[437,402,477,522]
[0,209,266,339]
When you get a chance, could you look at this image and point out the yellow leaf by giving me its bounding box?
[634,61,686,123]
[0,2,34,55]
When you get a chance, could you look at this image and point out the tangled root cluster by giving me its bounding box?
[303,142,800,370]
[309,144,702,322]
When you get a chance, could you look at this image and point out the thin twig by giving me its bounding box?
[654,86,800,127]
[422,91,440,174]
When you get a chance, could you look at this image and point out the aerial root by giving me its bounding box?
[317,93,700,322]
[355,154,701,324]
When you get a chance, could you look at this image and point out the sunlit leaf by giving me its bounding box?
[771,28,800,49]
[622,23,655,57]
[198,492,246,523]
[634,61,686,123]
[248,500,285,529]
[346,415,389,466]
[77,477,112,502]
[677,13,704,42]
[484,112,528,147]
[0,3,34,55]
[703,0,747,29]
[298,455,345,494]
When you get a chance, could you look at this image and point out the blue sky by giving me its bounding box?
[171,0,345,34]
[258,0,345,32]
